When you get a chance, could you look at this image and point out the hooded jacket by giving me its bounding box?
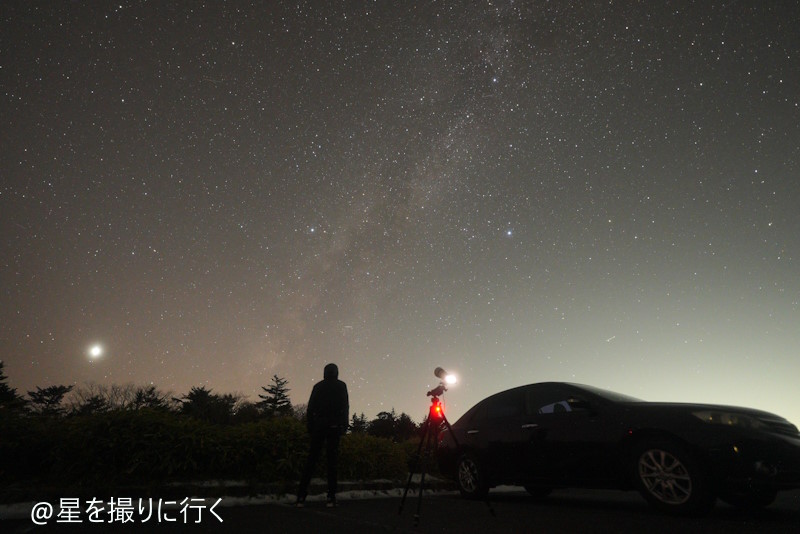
[306,363,349,432]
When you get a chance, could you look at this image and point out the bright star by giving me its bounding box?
[89,344,103,359]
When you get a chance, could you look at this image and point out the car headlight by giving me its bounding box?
[692,410,764,430]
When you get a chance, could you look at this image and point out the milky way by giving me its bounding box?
[2,1,799,424]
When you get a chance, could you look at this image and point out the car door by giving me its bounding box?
[522,385,620,484]
[461,387,527,482]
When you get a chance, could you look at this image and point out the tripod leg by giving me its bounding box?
[413,422,437,526]
[399,418,429,514]
[484,494,496,517]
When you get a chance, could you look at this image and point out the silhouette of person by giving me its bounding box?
[296,363,349,507]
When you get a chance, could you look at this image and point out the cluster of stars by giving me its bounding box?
[1,1,798,425]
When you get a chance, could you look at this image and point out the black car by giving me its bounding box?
[437,382,800,514]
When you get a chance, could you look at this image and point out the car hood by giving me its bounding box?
[624,401,798,433]
[628,402,779,418]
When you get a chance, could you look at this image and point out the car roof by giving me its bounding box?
[478,382,641,403]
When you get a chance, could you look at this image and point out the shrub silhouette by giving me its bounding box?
[0,371,422,502]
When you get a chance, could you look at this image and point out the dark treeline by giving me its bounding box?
[0,362,420,441]
[0,361,430,501]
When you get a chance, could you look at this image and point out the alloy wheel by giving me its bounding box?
[637,448,693,505]
[458,456,480,494]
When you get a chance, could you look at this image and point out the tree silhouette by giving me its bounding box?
[175,386,238,424]
[131,385,171,410]
[367,409,397,439]
[366,409,418,441]
[350,412,368,433]
[0,360,26,411]
[71,394,110,416]
[231,400,261,424]
[257,375,292,417]
[292,402,307,423]
[27,385,74,416]
[394,412,418,441]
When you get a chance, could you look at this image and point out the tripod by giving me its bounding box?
[398,391,459,526]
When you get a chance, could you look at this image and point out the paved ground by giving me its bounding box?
[2,488,799,533]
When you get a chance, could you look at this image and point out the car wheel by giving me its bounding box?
[631,439,714,515]
[718,487,777,509]
[524,485,552,500]
[457,453,489,499]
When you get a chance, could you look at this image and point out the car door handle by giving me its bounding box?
[467,429,480,435]
[521,423,539,429]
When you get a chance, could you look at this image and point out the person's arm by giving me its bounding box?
[340,383,349,430]
[306,385,318,431]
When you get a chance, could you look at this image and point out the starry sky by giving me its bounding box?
[2,1,799,426]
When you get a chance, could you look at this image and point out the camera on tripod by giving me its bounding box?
[426,367,456,420]
[427,367,457,398]
[401,367,495,525]
[400,367,460,524]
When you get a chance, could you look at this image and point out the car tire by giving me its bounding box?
[631,438,715,515]
[457,453,489,499]
[718,487,777,509]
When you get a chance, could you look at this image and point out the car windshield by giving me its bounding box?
[573,384,642,403]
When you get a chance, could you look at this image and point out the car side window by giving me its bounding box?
[525,385,592,416]
[536,397,592,415]
[538,400,573,414]
[525,386,564,415]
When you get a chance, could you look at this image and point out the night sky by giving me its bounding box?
[2,1,799,426]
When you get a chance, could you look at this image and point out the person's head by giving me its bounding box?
[323,363,339,380]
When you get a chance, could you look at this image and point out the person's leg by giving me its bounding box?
[297,430,324,502]
[325,427,341,502]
